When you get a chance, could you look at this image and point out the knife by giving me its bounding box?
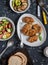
[36,0,41,17]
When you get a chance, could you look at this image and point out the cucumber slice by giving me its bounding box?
[2,18,7,22]
[2,18,9,24]
[0,24,2,27]
[2,23,6,26]
[2,35,7,39]
[7,28,11,32]
[0,32,2,35]
[10,28,13,32]
[0,26,3,31]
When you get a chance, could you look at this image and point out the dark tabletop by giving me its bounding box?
[0,0,48,65]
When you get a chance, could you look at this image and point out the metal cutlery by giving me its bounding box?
[39,0,48,24]
[36,0,48,24]
[37,5,41,17]
[20,22,24,48]
[0,40,14,59]
[42,11,47,24]
[20,34,24,48]
[36,0,41,18]
[38,0,48,15]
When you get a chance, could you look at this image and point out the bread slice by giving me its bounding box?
[8,56,22,65]
[14,52,27,65]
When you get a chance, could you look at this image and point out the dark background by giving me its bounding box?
[0,0,48,65]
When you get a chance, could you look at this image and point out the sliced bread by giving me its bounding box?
[14,52,27,65]
[8,56,22,65]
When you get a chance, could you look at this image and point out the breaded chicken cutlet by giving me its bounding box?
[21,24,32,35]
[22,17,34,24]
[26,29,37,36]
[27,35,38,43]
[32,24,42,33]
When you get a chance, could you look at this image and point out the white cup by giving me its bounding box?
[44,47,48,57]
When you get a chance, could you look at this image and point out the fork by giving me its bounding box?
[38,0,48,15]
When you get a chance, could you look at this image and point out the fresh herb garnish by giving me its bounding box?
[39,33,42,41]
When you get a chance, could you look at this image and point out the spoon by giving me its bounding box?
[20,34,24,48]
[0,40,14,59]
[20,22,24,48]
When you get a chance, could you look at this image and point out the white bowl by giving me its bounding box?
[10,0,30,13]
[44,47,48,57]
[0,17,15,41]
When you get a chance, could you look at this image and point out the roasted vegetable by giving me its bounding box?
[15,0,21,6]
[12,0,15,7]
[12,0,28,12]
[5,32,11,38]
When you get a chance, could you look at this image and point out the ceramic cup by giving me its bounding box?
[44,47,48,57]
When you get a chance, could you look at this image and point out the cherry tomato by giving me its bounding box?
[0,34,3,39]
[2,29,6,33]
[0,21,2,24]
[8,23,12,28]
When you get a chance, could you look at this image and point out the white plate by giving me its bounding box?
[0,17,15,41]
[17,14,47,47]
